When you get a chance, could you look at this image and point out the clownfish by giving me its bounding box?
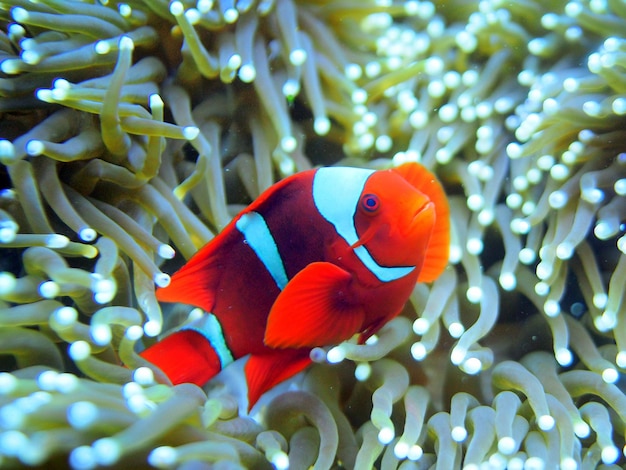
[141,162,450,407]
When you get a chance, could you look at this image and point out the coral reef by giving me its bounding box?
[1,0,626,468]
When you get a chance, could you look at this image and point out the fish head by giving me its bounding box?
[353,169,438,270]
[313,163,449,283]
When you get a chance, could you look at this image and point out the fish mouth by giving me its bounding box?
[404,201,436,238]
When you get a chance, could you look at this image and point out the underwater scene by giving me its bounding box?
[1,0,626,468]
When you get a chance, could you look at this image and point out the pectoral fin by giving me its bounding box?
[393,162,450,282]
[264,262,365,349]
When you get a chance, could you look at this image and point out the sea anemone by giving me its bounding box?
[1,0,626,468]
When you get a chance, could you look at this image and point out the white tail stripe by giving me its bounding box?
[312,167,415,282]
[184,313,234,369]
[236,211,289,290]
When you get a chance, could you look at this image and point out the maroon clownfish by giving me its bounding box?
[141,162,450,407]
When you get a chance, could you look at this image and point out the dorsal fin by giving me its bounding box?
[155,235,224,312]
[156,170,316,310]
[244,168,317,213]
[392,162,450,282]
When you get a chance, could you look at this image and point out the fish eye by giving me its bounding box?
[360,194,380,213]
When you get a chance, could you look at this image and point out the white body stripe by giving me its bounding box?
[236,211,289,290]
[312,167,415,282]
[185,313,234,369]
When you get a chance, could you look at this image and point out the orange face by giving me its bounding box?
[354,169,437,272]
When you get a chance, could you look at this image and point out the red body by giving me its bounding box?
[142,163,450,407]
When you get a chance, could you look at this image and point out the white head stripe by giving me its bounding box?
[313,167,415,283]
[236,211,289,290]
[312,167,374,247]
[184,313,234,369]
[354,246,415,281]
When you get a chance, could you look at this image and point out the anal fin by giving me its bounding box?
[245,349,311,409]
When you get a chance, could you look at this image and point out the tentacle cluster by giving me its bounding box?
[1,0,626,468]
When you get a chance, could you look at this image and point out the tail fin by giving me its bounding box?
[140,330,221,386]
